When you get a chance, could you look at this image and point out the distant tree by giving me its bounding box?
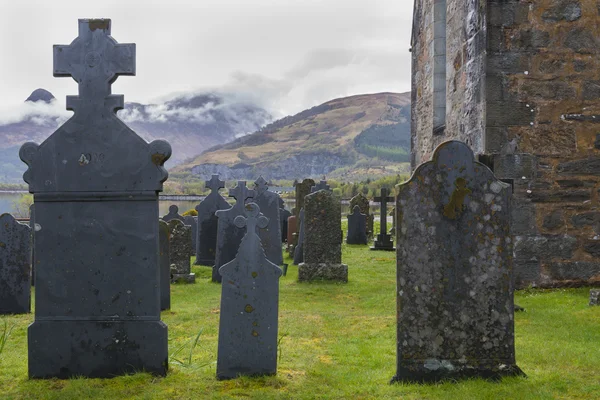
[12,194,33,218]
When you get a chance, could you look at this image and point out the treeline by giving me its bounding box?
[353,123,410,163]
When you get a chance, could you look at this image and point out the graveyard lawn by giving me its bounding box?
[1,242,599,399]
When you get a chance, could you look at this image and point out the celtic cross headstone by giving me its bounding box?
[371,188,395,251]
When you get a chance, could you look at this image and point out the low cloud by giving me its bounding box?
[0,99,71,127]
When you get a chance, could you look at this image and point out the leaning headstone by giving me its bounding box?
[253,176,283,266]
[183,215,197,255]
[162,205,185,223]
[0,213,32,315]
[168,219,195,283]
[347,205,368,245]
[392,140,524,383]
[298,185,348,282]
[349,193,373,238]
[217,203,282,379]
[590,289,600,306]
[158,220,170,310]
[213,181,255,283]
[22,19,170,378]
[292,208,305,265]
[371,188,395,251]
[279,197,291,243]
[195,175,231,266]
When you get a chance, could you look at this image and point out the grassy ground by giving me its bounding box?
[1,243,599,399]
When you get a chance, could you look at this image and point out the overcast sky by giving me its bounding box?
[0,0,412,118]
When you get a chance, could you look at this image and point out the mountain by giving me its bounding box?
[0,89,272,183]
[173,92,411,181]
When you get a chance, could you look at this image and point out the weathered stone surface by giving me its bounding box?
[347,205,368,245]
[158,220,170,311]
[23,19,169,378]
[371,188,395,251]
[557,157,600,176]
[195,175,231,266]
[590,289,600,306]
[280,205,291,243]
[583,240,600,257]
[393,141,522,383]
[545,262,600,283]
[543,210,564,230]
[294,179,315,219]
[571,212,600,228]
[542,1,582,22]
[217,203,282,379]
[162,205,185,223]
[0,214,31,315]
[286,215,297,246]
[183,216,197,255]
[292,209,305,265]
[349,193,373,237]
[253,177,283,266]
[168,219,194,283]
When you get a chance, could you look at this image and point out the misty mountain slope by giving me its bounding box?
[173,92,411,181]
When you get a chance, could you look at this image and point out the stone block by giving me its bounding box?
[590,289,600,306]
[297,263,348,283]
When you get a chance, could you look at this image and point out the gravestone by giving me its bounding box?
[389,207,396,235]
[392,140,523,383]
[253,177,283,266]
[0,213,32,315]
[279,197,291,243]
[590,289,600,306]
[22,19,170,378]
[287,214,297,246]
[183,215,197,255]
[292,208,305,265]
[347,206,368,245]
[349,193,373,237]
[168,219,195,283]
[217,203,282,379]
[162,205,184,223]
[371,188,395,251]
[294,179,315,219]
[213,181,255,283]
[29,204,36,286]
[298,186,348,282]
[158,220,170,310]
[195,174,231,266]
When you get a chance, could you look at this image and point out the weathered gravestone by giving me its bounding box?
[294,179,315,220]
[195,175,231,266]
[183,215,197,255]
[162,205,184,223]
[287,213,297,246]
[21,19,170,378]
[213,181,255,283]
[392,140,524,383]
[158,220,170,310]
[253,177,283,266]
[292,208,305,265]
[279,197,291,243]
[168,219,195,283]
[590,289,600,306]
[217,203,282,379]
[298,183,348,282]
[371,188,395,251]
[349,193,373,238]
[347,205,368,245]
[0,213,32,315]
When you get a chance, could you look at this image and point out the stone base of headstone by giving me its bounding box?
[172,273,196,283]
[370,234,395,251]
[298,263,348,282]
[590,289,600,306]
[28,320,168,378]
[391,361,525,384]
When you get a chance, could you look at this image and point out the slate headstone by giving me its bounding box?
[21,19,170,378]
[253,177,283,266]
[287,214,297,246]
[168,219,195,283]
[183,215,197,255]
[162,205,185,223]
[392,140,524,383]
[349,193,373,238]
[279,197,291,243]
[0,213,32,315]
[195,175,231,266]
[29,204,35,287]
[347,205,368,245]
[217,202,282,379]
[292,208,305,265]
[213,181,255,283]
[371,188,395,251]
[158,220,170,310]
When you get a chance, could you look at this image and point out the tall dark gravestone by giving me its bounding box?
[279,197,291,243]
[217,203,282,379]
[347,206,368,245]
[162,205,184,223]
[0,214,32,315]
[392,141,523,383]
[158,220,170,311]
[349,193,373,238]
[168,219,195,283]
[213,181,255,283]
[195,175,231,266]
[371,188,395,251]
[292,208,305,265]
[253,177,283,266]
[21,20,170,378]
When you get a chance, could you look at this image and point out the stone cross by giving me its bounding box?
[371,188,395,251]
[206,174,225,193]
[253,176,283,266]
[195,174,230,266]
[311,180,331,193]
[0,213,32,315]
[217,203,282,380]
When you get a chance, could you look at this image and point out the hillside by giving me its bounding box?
[173,92,411,181]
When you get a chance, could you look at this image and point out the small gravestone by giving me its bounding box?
[279,197,291,243]
[162,205,185,223]
[349,193,373,238]
[195,175,231,266]
[293,208,305,265]
[347,206,368,245]
[183,215,197,255]
[0,213,32,315]
[298,183,348,282]
[590,289,600,306]
[392,140,524,383]
[217,203,282,380]
[168,219,195,283]
[213,181,255,283]
[22,19,170,378]
[158,220,170,310]
[287,213,297,246]
[253,177,283,266]
[371,188,395,251]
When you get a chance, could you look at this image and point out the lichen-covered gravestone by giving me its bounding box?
[298,182,348,282]
[292,208,305,265]
[349,193,373,238]
[213,181,255,283]
[162,205,184,223]
[0,213,32,315]
[168,219,195,283]
[371,188,395,251]
[590,289,600,306]
[158,220,170,310]
[279,197,291,243]
[347,205,368,245]
[183,215,197,255]
[195,175,231,266]
[217,203,282,380]
[253,177,283,266]
[21,19,170,378]
[392,140,523,383]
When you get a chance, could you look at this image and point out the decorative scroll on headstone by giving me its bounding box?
[22,19,170,378]
[158,220,170,310]
[162,205,185,223]
[195,175,231,266]
[392,140,524,383]
[0,213,32,315]
[347,206,368,245]
[371,188,395,251]
[217,203,282,380]
[253,177,283,266]
[349,193,373,238]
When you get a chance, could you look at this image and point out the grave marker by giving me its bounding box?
[253,177,283,266]
[168,219,195,283]
[279,197,291,243]
[162,205,185,223]
[371,188,395,251]
[183,215,197,255]
[0,213,32,315]
[349,193,373,238]
[158,220,170,310]
[292,208,305,265]
[347,205,368,245]
[195,175,231,266]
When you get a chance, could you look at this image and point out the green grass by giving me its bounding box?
[0,243,599,399]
